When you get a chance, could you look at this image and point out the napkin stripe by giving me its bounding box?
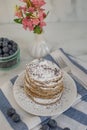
[63,74,87,125]
[63,107,87,125]
[40,116,50,122]
[70,74,87,97]
[10,75,18,85]
[44,54,60,67]
[81,95,87,102]
[60,48,87,74]
[0,89,28,130]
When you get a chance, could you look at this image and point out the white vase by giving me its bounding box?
[29,33,50,58]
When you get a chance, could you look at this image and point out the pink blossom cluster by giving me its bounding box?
[14,0,48,34]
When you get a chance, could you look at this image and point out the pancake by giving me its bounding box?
[24,58,64,105]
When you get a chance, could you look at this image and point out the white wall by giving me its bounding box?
[0,0,87,23]
[0,0,9,23]
[46,0,87,22]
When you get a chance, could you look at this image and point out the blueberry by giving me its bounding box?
[41,124,50,130]
[3,46,9,53]
[12,113,20,122]
[8,44,12,49]
[7,108,16,117]
[8,40,18,52]
[4,38,9,42]
[3,53,9,57]
[13,42,17,47]
[2,41,8,47]
[9,50,14,55]
[0,37,4,42]
[9,40,14,45]
[47,119,57,128]
[0,49,2,54]
[12,42,17,50]
[63,128,70,130]
[12,46,17,52]
[0,41,3,47]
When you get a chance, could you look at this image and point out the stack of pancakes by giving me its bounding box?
[24,59,64,105]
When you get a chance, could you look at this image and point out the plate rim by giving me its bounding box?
[13,71,77,116]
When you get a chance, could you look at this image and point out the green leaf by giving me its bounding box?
[14,18,22,24]
[47,11,49,16]
[34,26,42,34]
[26,12,32,17]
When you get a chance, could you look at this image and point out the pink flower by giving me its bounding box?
[14,0,48,34]
[19,0,27,2]
[22,18,28,30]
[19,6,27,15]
[38,10,46,21]
[32,0,46,8]
[15,11,23,18]
[22,18,34,31]
[40,21,46,28]
[28,7,34,12]
[27,20,34,30]
[20,6,26,11]
[32,18,39,25]
[43,12,46,18]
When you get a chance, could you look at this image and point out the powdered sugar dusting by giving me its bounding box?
[27,59,61,82]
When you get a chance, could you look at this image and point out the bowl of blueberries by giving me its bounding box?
[0,37,20,69]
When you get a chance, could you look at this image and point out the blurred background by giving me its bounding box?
[0,0,87,23]
[0,0,87,56]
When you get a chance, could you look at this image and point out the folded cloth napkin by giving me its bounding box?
[0,48,87,130]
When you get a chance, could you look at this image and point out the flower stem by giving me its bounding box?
[27,0,32,7]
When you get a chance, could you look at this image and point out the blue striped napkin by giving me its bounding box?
[0,48,87,130]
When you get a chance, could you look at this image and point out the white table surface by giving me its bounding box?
[0,22,87,87]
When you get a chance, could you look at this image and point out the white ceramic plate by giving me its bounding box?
[13,71,77,116]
